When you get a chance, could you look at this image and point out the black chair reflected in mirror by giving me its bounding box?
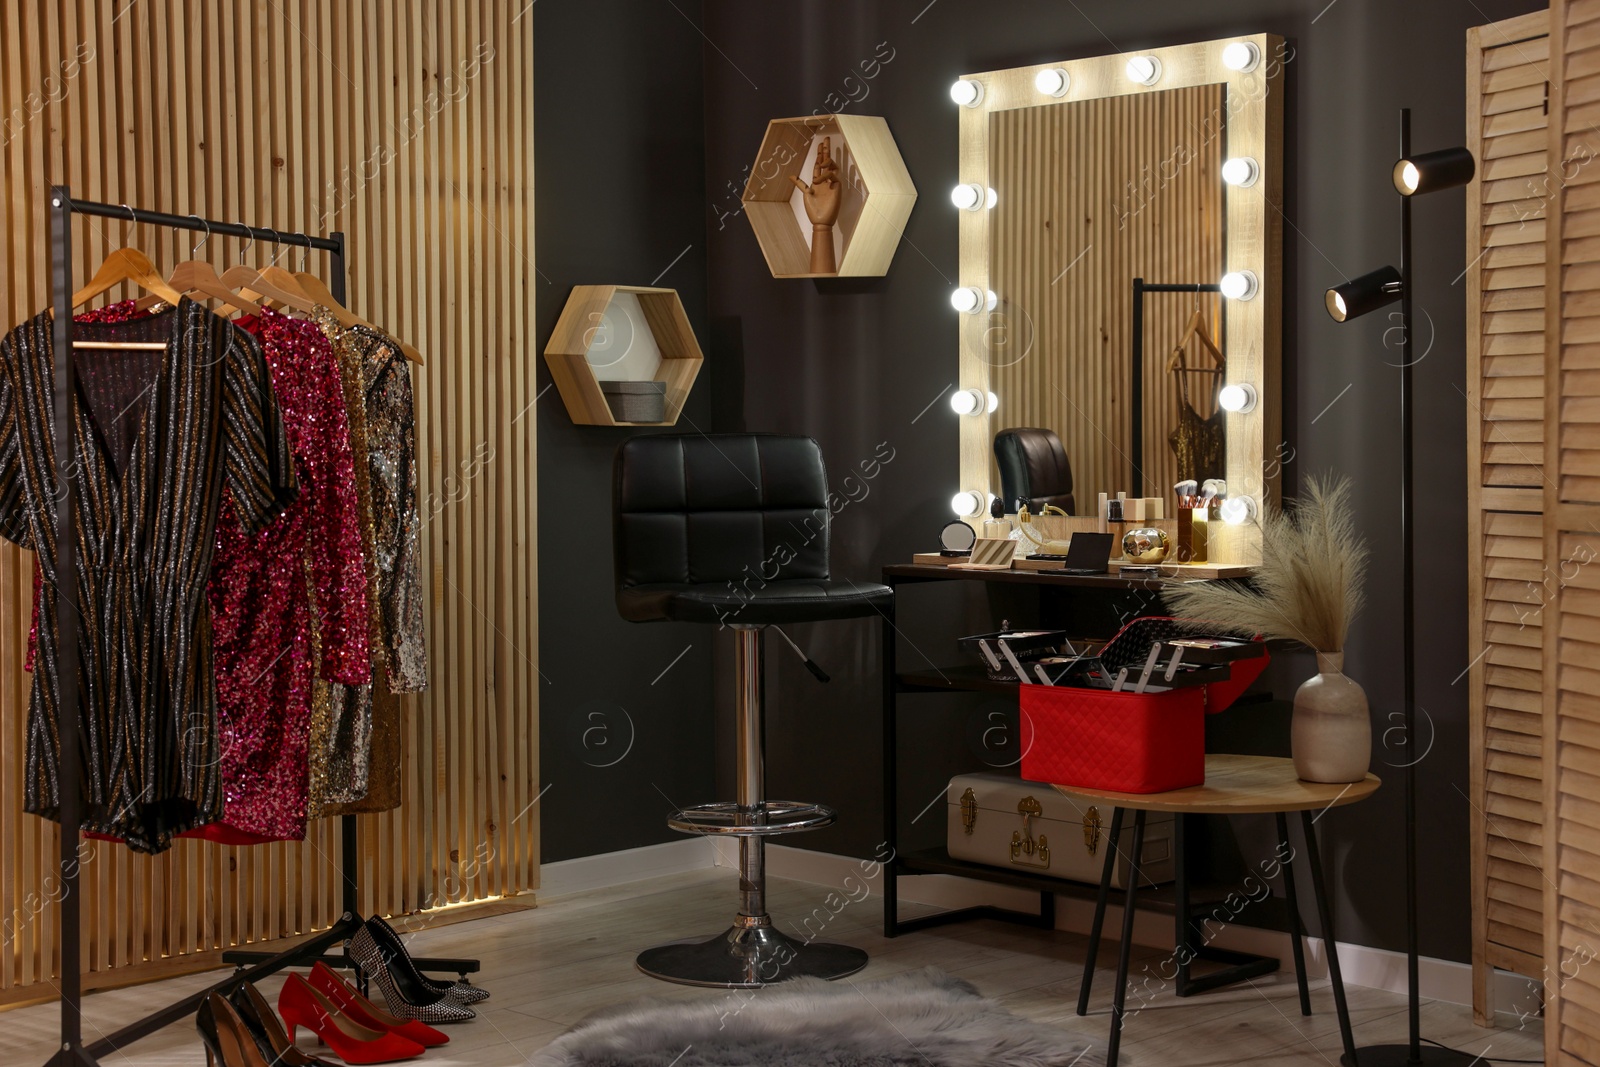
[613,433,893,988]
[994,426,1075,514]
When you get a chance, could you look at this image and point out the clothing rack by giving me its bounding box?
[40,189,475,1067]
[1128,279,1223,496]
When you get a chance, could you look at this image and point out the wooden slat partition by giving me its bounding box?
[1548,2,1600,1062]
[1466,8,1551,1025]
[988,86,1224,507]
[0,1,538,1004]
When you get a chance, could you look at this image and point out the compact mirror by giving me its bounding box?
[940,519,978,554]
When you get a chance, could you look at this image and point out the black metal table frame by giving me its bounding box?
[1078,806,1358,1067]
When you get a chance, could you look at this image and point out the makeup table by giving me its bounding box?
[877,561,1295,1022]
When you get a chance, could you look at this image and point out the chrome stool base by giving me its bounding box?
[668,800,836,836]
[635,924,868,988]
[640,627,868,988]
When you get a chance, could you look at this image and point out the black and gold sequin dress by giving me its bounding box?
[312,315,427,816]
[0,299,297,853]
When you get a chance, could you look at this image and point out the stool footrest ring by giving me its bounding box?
[668,801,836,836]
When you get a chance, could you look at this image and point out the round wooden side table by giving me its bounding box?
[1060,753,1381,1067]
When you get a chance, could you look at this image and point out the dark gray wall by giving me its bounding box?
[534,0,717,863]
[695,0,1543,964]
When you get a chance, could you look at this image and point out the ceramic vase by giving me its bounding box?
[1291,651,1371,784]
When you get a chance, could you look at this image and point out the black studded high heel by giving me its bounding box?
[364,915,490,1005]
[349,924,477,1025]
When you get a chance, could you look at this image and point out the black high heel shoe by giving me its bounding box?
[225,980,342,1067]
[349,924,476,1025]
[195,991,271,1067]
[364,915,490,1005]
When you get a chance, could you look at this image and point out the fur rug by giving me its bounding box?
[533,966,1105,1066]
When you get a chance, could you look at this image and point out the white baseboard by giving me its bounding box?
[720,842,1536,1015]
[539,838,716,898]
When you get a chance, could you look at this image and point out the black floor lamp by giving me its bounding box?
[1322,108,1478,1067]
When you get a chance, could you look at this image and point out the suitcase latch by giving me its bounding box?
[960,787,977,835]
[1010,795,1051,869]
[1083,805,1102,857]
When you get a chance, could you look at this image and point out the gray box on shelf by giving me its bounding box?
[601,379,667,423]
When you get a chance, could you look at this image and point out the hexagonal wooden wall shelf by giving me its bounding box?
[741,113,917,279]
[544,285,704,427]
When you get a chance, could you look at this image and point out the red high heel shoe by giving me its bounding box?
[310,962,449,1048]
[277,972,425,1065]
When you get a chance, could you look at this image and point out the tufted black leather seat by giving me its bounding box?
[613,434,893,625]
[993,426,1076,514]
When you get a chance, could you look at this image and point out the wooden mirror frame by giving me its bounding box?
[955,33,1285,562]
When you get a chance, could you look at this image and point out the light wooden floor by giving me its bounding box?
[5,869,1544,1066]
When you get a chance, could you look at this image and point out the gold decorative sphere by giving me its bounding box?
[1122,527,1169,563]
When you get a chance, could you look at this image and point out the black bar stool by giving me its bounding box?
[613,433,894,988]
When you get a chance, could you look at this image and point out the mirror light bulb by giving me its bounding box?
[951,490,985,518]
[951,183,994,211]
[950,79,984,108]
[950,287,985,314]
[1217,383,1257,413]
[1219,496,1258,526]
[1220,270,1259,301]
[987,390,999,413]
[1125,56,1162,85]
[1221,41,1261,72]
[1035,68,1071,97]
[1221,157,1259,188]
[950,388,985,416]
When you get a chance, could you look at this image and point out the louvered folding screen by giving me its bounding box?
[1467,9,1552,1024]
[1547,2,1600,1063]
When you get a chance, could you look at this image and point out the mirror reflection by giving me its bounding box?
[985,83,1227,511]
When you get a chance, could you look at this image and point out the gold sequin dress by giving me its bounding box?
[311,314,427,816]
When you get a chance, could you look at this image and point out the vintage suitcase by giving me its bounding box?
[946,772,1175,889]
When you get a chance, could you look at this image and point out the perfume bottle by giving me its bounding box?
[982,495,1014,540]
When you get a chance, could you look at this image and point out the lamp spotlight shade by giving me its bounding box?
[1325,265,1403,322]
[1392,146,1475,196]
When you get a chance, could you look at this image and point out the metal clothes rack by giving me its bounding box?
[1128,279,1223,496]
[41,189,476,1067]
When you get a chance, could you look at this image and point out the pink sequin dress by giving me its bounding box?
[197,307,372,842]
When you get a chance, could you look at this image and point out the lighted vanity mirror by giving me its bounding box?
[952,34,1285,561]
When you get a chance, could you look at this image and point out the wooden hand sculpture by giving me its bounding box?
[791,137,842,274]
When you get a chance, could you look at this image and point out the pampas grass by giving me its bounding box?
[1166,474,1368,653]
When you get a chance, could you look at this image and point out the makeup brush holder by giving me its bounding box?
[1176,507,1195,563]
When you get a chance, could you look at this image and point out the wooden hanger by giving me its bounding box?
[217,264,315,314]
[60,247,184,315]
[295,270,425,365]
[1166,309,1225,374]
[162,259,263,316]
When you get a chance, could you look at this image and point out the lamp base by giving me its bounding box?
[1341,1044,1483,1066]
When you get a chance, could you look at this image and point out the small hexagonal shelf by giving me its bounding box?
[544,285,704,427]
[741,113,917,279]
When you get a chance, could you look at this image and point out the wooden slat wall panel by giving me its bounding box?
[1550,4,1600,1062]
[1467,10,1551,1023]
[987,86,1223,505]
[0,1,538,1002]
